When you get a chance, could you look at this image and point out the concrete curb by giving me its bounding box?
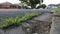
[50,10,60,34]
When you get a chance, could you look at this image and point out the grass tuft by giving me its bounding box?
[0,13,41,28]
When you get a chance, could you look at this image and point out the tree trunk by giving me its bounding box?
[31,5,36,9]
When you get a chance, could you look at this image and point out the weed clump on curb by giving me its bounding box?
[0,13,41,29]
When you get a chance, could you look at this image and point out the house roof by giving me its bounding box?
[0,2,20,6]
[0,2,12,5]
[57,4,60,6]
[48,4,60,6]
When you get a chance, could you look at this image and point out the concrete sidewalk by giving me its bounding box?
[33,13,52,22]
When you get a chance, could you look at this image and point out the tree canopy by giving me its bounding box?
[19,0,46,9]
[36,4,46,9]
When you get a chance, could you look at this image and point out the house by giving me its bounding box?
[57,4,60,8]
[47,4,58,9]
[46,4,60,9]
[0,2,21,9]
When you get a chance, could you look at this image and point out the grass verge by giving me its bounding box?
[55,8,60,12]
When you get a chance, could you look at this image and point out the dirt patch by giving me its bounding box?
[22,20,52,34]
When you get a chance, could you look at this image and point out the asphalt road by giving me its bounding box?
[0,9,52,18]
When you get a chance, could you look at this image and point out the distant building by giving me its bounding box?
[46,4,60,9]
[47,4,58,9]
[57,4,60,8]
[0,2,21,9]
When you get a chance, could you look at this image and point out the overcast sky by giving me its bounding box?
[43,0,60,5]
[0,0,60,5]
[0,0,20,3]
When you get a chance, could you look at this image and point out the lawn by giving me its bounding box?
[55,8,60,12]
[55,8,60,15]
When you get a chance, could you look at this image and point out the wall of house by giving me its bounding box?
[0,5,20,9]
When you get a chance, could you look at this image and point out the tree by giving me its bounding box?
[19,0,43,9]
[21,5,31,9]
[20,3,31,9]
[41,4,46,9]
[36,4,46,9]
